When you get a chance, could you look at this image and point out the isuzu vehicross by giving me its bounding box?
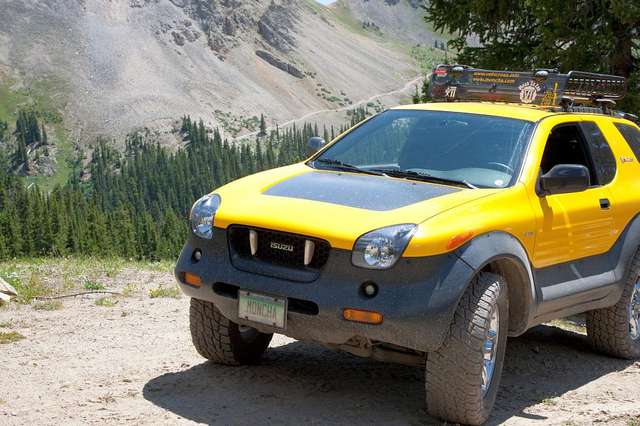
[176,65,640,425]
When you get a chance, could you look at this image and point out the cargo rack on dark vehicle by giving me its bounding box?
[429,64,638,122]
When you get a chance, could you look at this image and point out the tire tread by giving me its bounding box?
[586,252,640,360]
[189,298,272,365]
[426,272,508,425]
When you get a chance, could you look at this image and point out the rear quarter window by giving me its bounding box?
[614,123,640,162]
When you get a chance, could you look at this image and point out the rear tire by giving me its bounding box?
[586,252,640,359]
[425,272,509,426]
[190,298,273,365]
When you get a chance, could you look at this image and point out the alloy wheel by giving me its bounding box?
[481,308,500,395]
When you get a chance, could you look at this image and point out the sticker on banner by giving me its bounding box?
[518,81,542,104]
[445,86,457,99]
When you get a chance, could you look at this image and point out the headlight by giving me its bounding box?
[352,224,416,269]
[190,194,221,239]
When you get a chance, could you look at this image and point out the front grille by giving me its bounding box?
[228,226,330,269]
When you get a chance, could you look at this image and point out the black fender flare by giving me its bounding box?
[451,231,537,336]
[609,213,640,297]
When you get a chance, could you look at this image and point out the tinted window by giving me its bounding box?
[541,124,597,185]
[315,110,534,188]
[581,122,617,185]
[615,123,640,162]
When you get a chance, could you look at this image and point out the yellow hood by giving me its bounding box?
[213,163,499,252]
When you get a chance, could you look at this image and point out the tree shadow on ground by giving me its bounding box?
[144,322,634,425]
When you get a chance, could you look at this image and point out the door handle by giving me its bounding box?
[600,198,611,210]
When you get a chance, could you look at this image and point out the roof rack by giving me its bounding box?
[429,65,627,113]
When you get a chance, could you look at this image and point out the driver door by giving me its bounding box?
[531,121,617,269]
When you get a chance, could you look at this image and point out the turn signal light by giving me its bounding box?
[343,308,383,325]
[446,231,474,250]
[184,272,202,287]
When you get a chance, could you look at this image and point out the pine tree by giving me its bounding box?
[0,225,7,260]
[413,84,421,104]
[0,120,7,144]
[420,78,431,103]
[42,124,49,146]
[0,113,364,260]
[15,139,29,172]
[259,113,267,137]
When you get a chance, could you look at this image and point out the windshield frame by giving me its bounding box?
[307,109,536,189]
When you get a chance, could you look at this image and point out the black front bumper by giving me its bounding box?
[175,228,474,352]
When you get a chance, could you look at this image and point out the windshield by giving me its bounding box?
[312,110,534,188]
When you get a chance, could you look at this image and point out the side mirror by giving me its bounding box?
[539,164,590,196]
[306,136,326,157]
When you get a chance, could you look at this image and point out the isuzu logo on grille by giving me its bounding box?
[270,241,294,252]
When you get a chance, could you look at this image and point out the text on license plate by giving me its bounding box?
[238,290,287,329]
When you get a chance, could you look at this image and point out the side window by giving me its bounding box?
[614,123,640,161]
[580,122,617,185]
[540,123,597,185]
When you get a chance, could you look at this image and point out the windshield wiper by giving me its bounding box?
[310,158,387,177]
[370,168,477,189]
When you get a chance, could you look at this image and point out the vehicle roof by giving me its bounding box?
[394,102,559,122]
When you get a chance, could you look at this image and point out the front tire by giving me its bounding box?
[586,252,640,359]
[425,272,509,426]
[189,298,273,365]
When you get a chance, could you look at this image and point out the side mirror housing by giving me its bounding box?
[539,164,590,196]
[306,136,326,157]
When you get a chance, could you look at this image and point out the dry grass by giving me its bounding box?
[548,317,587,334]
[95,297,118,307]
[0,257,175,307]
[32,300,64,311]
[149,285,181,299]
[122,283,138,297]
[0,331,25,344]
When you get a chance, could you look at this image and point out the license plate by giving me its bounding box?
[238,290,287,329]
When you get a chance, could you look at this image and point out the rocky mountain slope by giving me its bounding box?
[0,0,442,142]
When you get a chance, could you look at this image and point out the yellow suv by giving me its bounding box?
[176,66,640,425]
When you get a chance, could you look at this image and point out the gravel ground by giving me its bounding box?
[0,262,639,425]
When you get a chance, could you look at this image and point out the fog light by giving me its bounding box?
[362,282,378,298]
[192,249,202,262]
[343,308,383,325]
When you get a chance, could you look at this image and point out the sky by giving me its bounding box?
[315,0,336,4]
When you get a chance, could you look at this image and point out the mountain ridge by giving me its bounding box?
[0,0,444,145]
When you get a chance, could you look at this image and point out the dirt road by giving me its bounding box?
[232,75,424,142]
[0,262,639,425]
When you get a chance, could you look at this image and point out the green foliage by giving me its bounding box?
[213,110,261,137]
[0,120,7,144]
[0,112,369,261]
[412,79,432,104]
[410,44,448,75]
[11,273,50,304]
[15,109,41,146]
[425,0,640,114]
[259,113,267,137]
[84,281,105,291]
